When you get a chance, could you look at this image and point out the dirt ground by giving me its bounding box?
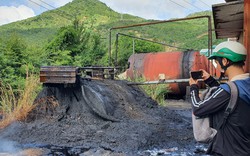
[0,79,207,156]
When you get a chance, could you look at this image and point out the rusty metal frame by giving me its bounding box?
[108,16,213,72]
[114,32,189,66]
[244,0,250,73]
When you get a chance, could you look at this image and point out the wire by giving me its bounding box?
[28,0,50,11]
[169,0,195,12]
[117,33,188,50]
[38,0,56,9]
[38,0,75,18]
[198,0,210,7]
[182,0,203,11]
[28,0,72,20]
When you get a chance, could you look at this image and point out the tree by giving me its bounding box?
[0,34,27,89]
[46,18,105,67]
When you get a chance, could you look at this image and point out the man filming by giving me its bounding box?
[189,41,250,155]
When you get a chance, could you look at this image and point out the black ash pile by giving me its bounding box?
[0,79,197,155]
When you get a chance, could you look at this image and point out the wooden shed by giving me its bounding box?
[212,0,250,72]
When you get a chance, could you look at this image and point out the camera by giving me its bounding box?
[190,71,203,80]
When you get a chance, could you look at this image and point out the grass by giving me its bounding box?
[130,76,170,105]
[0,74,41,129]
[140,83,169,105]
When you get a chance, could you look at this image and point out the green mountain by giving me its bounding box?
[0,0,220,50]
[0,0,145,47]
[0,0,225,92]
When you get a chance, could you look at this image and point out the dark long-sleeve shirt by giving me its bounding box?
[190,76,250,156]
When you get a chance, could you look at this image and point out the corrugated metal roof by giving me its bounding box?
[212,0,244,39]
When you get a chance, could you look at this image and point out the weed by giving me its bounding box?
[0,74,41,129]
[131,76,169,105]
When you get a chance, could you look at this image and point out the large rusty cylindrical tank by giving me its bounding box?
[126,51,213,96]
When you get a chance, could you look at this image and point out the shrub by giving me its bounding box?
[131,76,169,105]
[0,74,41,129]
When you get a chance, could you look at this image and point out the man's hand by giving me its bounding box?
[189,77,198,85]
[200,69,210,80]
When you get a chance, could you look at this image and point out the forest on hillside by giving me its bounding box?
[0,0,222,93]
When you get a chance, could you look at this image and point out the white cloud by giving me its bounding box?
[0,5,35,26]
[100,0,187,20]
[0,0,226,26]
[99,0,225,20]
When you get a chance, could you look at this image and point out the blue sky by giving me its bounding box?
[0,0,225,26]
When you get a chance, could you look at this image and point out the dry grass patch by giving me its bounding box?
[0,74,41,129]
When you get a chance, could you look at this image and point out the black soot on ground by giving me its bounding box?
[0,79,208,155]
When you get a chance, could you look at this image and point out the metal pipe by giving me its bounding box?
[108,15,212,66]
[117,33,187,50]
[132,39,135,77]
[132,39,135,55]
[108,28,112,66]
[127,79,192,85]
[127,78,228,85]
[111,16,211,30]
[115,33,119,66]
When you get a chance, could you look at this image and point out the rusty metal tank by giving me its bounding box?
[126,51,215,95]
